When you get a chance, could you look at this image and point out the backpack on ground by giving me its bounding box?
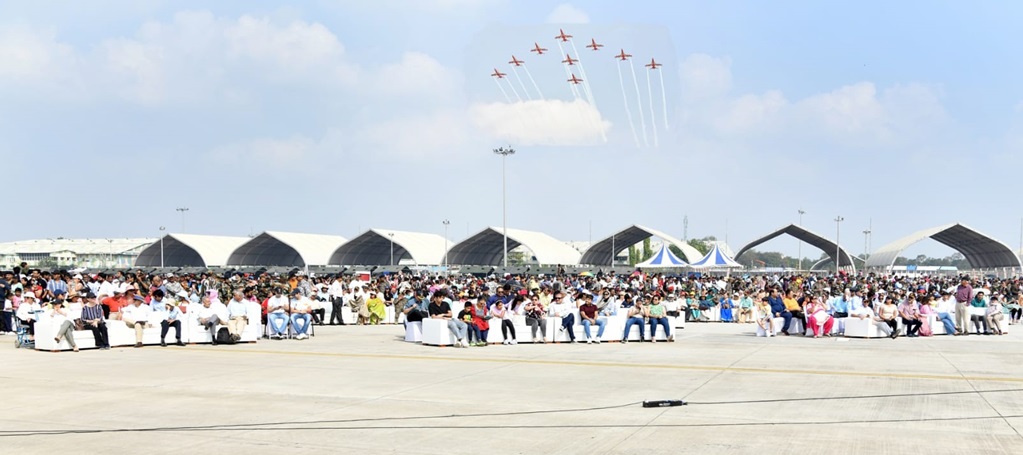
[216,327,235,345]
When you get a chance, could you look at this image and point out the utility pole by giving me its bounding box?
[176,207,189,233]
[442,219,450,268]
[159,226,166,268]
[797,209,805,271]
[493,146,515,268]
[834,216,844,274]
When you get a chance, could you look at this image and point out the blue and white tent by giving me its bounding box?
[689,244,743,269]
[636,244,688,268]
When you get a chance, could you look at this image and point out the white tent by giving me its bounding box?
[689,244,743,269]
[635,244,688,268]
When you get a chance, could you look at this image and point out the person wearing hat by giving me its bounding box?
[121,295,153,348]
[150,290,184,347]
[15,292,41,341]
[81,292,110,349]
[267,287,291,339]
[48,299,78,352]
[289,289,314,339]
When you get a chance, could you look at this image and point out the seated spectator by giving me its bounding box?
[737,291,754,324]
[768,289,793,336]
[987,295,1006,335]
[647,294,673,342]
[917,294,934,337]
[195,296,226,344]
[458,302,482,346]
[81,292,109,350]
[934,291,958,336]
[491,300,517,345]
[366,291,386,325]
[621,299,646,343]
[878,296,900,339]
[311,284,328,325]
[969,291,990,335]
[155,294,185,347]
[401,290,427,324]
[898,295,922,338]
[1007,294,1022,326]
[49,299,78,352]
[549,292,577,343]
[289,290,313,340]
[428,291,468,348]
[755,297,774,336]
[266,287,291,339]
[472,297,491,345]
[718,292,734,323]
[578,293,606,344]
[522,296,547,343]
[15,292,41,341]
[805,294,834,338]
[121,295,152,348]
[226,290,250,342]
[783,290,804,329]
[662,293,680,318]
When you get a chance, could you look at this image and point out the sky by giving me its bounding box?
[2,1,1023,259]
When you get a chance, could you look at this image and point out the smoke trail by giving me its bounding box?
[521,65,545,100]
[658,68,669,129]
[504,77,522,102]
[616,61,640,147]
[646,67,659,147]
[629,59,648,147]
[567,39,606,143]
[510,66,532,101]
[493,77,512,103]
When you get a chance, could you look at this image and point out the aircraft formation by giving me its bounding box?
[488,29,669,147]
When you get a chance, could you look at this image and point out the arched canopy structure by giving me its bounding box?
[134,234,249,267]
[446,227,581,265]
[227,231,347,267]
[328,229,445,266]
[734,224,857,271]
[580,225,703,265]
[865,223,1021,270]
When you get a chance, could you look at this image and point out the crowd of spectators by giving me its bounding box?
[2,261,1021,350]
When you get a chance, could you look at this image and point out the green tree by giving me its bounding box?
[641,238,653,262]
[628,245,639,266]
[687,238,710,255]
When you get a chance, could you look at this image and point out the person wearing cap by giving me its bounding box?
[289,289,313,340]
[15,292,41,341]
[151,290,184,347]
[49,299,78,352]
[954,277,973,335]
[121,295,153,348]
[227,290,250,342]
[81,293,110,349]
[267,288,291,339]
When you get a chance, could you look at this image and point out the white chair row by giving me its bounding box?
[417,312,677,346]
[34,302,262,351]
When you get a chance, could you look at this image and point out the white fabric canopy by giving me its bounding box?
[635,244,688,268]
[689,244,743,269]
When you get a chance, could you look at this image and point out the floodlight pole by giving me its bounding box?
[611,234,616,267]
[442,219,450,267]
[176,207,189,233]
[797,209,805,271]
[493,146,516,268]
[388,233,395,266]
[834,216,844,274]
[159,226,166,268]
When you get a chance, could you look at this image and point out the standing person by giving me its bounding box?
[549,292,577,343]
[328,277,346,325]
[954,277,973,335]
[81,293,109,349]
[491,300,517,345]
[523,295,547,343]
[0,271,10,334]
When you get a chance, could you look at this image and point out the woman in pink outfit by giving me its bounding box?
[805,294,834,338]
[917,294,934,337]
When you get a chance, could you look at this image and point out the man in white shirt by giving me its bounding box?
[934,291,958,335]
[226,290,250,342]
[121,295,152,348]
[195,296,224,344]
[15,293,41,341]
[328,277,346,325]
[150,290,185,347]
[289,290,313,340]
[96,274,116,300]
[549,292,577,343]
[266,287,291,339]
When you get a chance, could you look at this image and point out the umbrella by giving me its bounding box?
[578,271,594,277]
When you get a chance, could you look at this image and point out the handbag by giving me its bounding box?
[73,318,85,331]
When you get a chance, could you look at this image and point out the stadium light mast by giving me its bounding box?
[797,209,805,271]
[442,219,450,267]
[493,146,515,268]
[159,226,166,268]
[176,207,189,233]
[834,216,844,274]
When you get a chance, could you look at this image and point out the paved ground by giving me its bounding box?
[3,322,1023,454]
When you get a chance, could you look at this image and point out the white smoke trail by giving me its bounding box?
[521,65,545,101]
[646,67,659,147]
[493,77,512,103]
[510,66,532,101]
[616,61,640,147]
[504,77,522,102]
[567,38,606,142]
[556,40,581,100]
[658,68,669,129]
[629,59,649,147]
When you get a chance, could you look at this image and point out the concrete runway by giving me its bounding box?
[3,322,1023,454]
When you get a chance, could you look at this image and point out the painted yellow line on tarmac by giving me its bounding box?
[191,346,1023,384]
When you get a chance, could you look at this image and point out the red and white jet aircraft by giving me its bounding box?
[508,55,524,66]
[555,29,573,42]
[614,49,632,61]
[567,74,583,84]
[586,38,603,51]
[645,58,662,69]
[530,42,548,55]
[491,68,507,78]
[561,54,578,66]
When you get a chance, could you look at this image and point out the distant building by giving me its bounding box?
[0,238,155,269]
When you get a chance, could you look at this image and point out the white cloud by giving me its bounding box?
[212,135,319,167]
[372,52,461,101]
[0,24,74,80]
[224,15,345,68]
[546,4,590,24]
[715,90,787,134]
[471,99,610,146]
[679,53,732,100]
[358,110,473,159]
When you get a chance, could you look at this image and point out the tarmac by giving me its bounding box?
[3,321,1023,454]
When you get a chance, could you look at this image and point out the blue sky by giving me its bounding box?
[1,1,1021,259]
